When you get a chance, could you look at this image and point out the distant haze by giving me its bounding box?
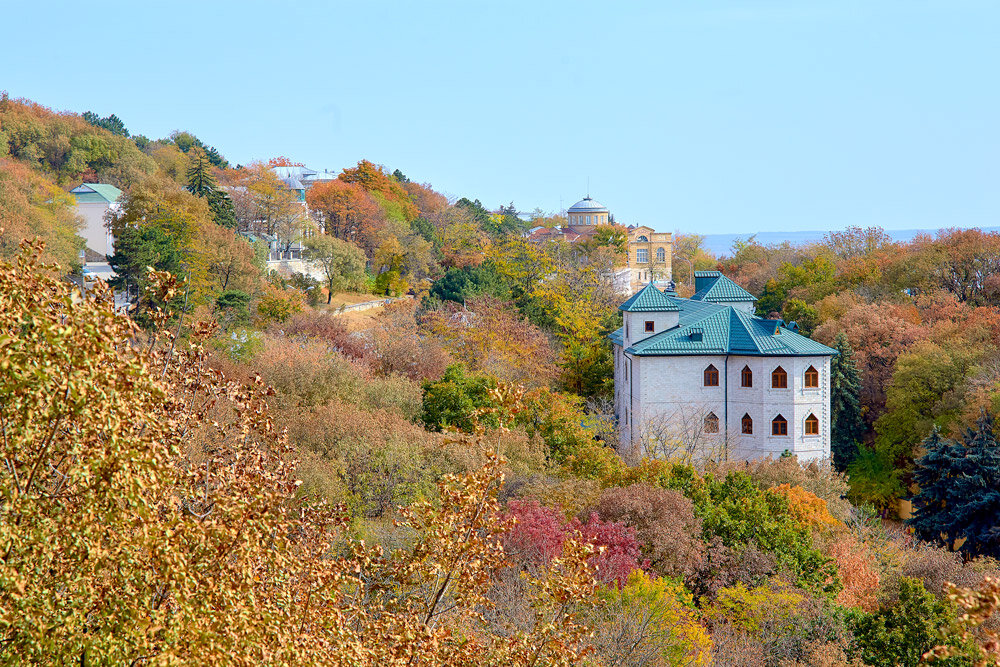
[695,226,1000,258]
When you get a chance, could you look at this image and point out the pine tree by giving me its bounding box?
[830,332,865,470]
[186,151,217,198]
[186,152,236,229]
[908,427,963,548]
[950,413,1000,558]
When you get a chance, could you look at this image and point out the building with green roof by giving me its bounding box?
[611,276,835,464]
[70,183,123,259]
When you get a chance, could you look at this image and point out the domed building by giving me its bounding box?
[566,196,610,226]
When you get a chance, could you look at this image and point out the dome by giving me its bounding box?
[567,196,609,213]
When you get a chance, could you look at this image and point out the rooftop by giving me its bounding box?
[610,283,835,357]
[690,271,758,303]
[567,196,609,213]
[70,183,123,204]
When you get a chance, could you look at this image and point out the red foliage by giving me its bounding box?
[503,500,647,587]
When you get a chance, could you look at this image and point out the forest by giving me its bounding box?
[2,94,999,666]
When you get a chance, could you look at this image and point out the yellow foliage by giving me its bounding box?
[594,571,713,666]
[704,582,805,635]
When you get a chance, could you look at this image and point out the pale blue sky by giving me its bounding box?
[2,1,998,234]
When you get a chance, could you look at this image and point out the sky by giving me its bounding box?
[2,0,998,235]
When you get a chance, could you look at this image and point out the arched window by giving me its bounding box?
[741,365,753,387]
[636,235,648,243]
[804,365,819,388]
[742,413,753,434]
[704,364,719,387]
[772,414,788,436]
[805,413,819,435]
[656,247,665,262]
[704,412,719,434]
[771,366,788,389]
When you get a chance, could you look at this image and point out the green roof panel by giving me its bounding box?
[690,272,757,303]
[612,280,836,357]
[619,282,680,312]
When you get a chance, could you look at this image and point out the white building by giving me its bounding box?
[69,183,122,259]
[610,272,836,463]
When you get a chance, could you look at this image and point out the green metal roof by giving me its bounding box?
[611,287,836,357]
[619,282,680,312]
[690,271,757,303]
[70,183,123,204]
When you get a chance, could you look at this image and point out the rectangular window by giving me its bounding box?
[644,321,654,332]
[637,248,649,263]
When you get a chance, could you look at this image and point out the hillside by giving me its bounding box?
[3,94,1000,666]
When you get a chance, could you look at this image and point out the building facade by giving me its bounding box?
[70,183,123,259]
[627,225,672,292]
[610,272,835,463]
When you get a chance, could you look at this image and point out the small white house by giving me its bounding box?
[610,272,836,463]
[70,183,122,258]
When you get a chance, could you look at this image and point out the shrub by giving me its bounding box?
[255,286,302,325]
[214,289,251,328]
[712,454,851,522]
[503,499,646,587]
[421,364,499,432]
[769,484,843,533]
[849,577,972,667]
[699,472,839,595]
[590,571,712,667]
[587,484,706,581]
[277,311,370,360]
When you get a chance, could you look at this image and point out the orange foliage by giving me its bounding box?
[769,484,841,532]
[338,160,418,221]
[828,534,881,612]
[306,179,385,255]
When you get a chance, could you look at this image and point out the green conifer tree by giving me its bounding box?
[950,413,1000,558]
[830,332,865,470]
[186,151,236,229]
[908,427,963,548]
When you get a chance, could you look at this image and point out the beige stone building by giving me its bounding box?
[627,225,672,293]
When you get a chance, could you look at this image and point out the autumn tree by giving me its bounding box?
[0,158,82,268]
[222,162,304,238]
[306,179,385,254]
[304,233,367,304]
[0,243,604,665]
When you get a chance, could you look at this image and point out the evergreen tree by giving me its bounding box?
[186,152,236,229]
[950,413,1000,558]
[186,151,217,198]
[908,427,963,548]
[830,332,865,470]
[909,413,1000,558]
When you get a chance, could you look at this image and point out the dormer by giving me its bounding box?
[690,271,757,315]
[619,283,680,347]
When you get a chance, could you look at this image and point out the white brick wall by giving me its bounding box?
[615,350,831,463]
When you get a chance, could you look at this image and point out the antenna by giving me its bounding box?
[587,176,590,198]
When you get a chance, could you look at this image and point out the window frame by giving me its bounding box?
[771,366,788,389]
[644,320,654,333]
[636,248,649,263]
[704,364,719,387]
[656,247,666,262]
[741,365,753,388]
[704,412,719,434]
[771,414,788,436]
[741,413,753,434]
[805,413,820,436]
[804,365,819,389]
